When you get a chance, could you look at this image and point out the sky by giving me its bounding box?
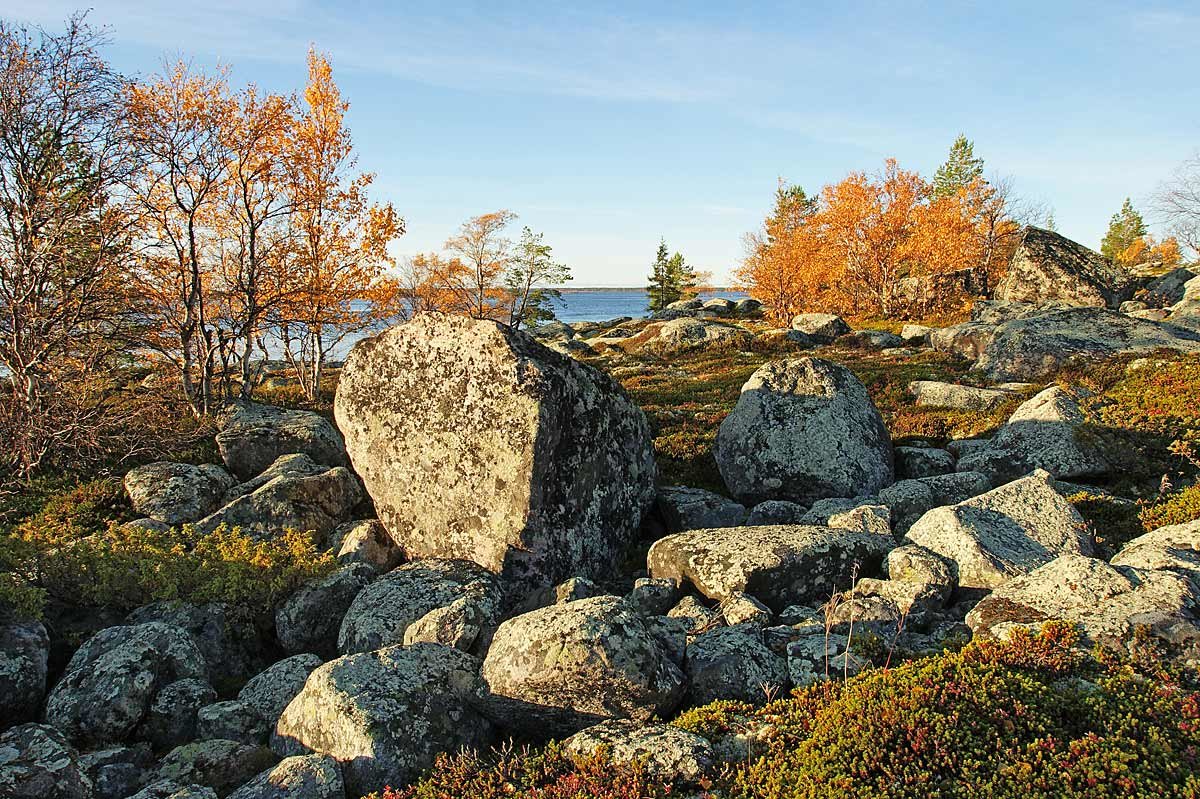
[5,1,1199,285]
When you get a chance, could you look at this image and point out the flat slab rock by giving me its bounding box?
[647,524,894,612]
[333,315,656,593]
[966,554,1200,663]
[904,470,1093,589]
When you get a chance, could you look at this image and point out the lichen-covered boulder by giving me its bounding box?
[127,779,217,799]
[655,486,747,533]
[746,500,808,526]
[894,446,955,479]
[684,624,788,705]
[272,644,493,797]
[79,745,155,799]
[227,754,343,799]
[276,565,376,658]
[907,381,1018,412]
[0,723,91,799]
[997,227,1133,307]
[124,463,236,526]
[956,386,1109,484]
[1111,520,1200,577]
[563,720,716,782]
[216,402,348,481]
[626,318,754,355]
[238,655,325,728]
[975,308,1200,382]
[152,739,277,798]
[45,622,207,747]
[193,466,362,542]
[479,596,685,737]
[337,559,504,655]
[0,620,49,725]
[326,520,403,572]
[904,470,1093,589]
[790,313,850,343]
[647,524,894,612]
[136,678,216,750]
[333,315,656,593]
[126,602,265,690]
[966,554,1200,664]
[196,700,269,745]
[714,358,894,505]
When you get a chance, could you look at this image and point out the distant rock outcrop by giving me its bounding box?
[333,315,657,593]
[996,226,1133,308]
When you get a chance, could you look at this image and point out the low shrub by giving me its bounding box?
[1140,483,1200,531]
[369,744,674,799]
[391,624,1200,799]
[4,521,334,618]
[1067,491,1145,557]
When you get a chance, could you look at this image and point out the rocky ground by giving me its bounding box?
[4,227,1200,798]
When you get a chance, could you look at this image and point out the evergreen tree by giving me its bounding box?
[646,239,675,312]
[1045,211,1057,232]
[1100,198,1148,263]
[932,134,985,197]
[504,226,570,330]
[767,181,817,241]
[667,251,699,301]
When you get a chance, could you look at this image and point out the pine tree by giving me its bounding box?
[1045,211,1057,232]
[932,134,985,197]
[1100,198,1148,263]
[667,251,698,301]
[646,239,675,312]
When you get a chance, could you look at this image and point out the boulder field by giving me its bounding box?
[7,251,1200,797]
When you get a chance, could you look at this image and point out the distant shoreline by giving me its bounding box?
[554,286,738,293]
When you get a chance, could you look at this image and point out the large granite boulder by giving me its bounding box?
[0,723,91,799]
[647,524,894,612]
[790,313,850,343]
[276,564,376,658]
[956,386,1109,484]
[333,315,656,593]
[216,403,348,481]
[975,308,1200,382]
[272,643,494,797]
[227,754,343,799]
[966,554,1200,663]
[996,226,1133,308]
[904,470,1093,589]
[714,358,893,505]
[136,678,215,750]
[337,559,504,655]
[124,463,236,526]
[193,464,362,542]
[0,620,49,725]
[479,596,685,737]
[45,622,208,747]
[1142,267,1196,307]
[563,720,715,782]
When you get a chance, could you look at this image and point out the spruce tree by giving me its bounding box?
[1100,198,1148,263]
[932,134,985,197]
[667,251,698,301]
[645,239,675,312]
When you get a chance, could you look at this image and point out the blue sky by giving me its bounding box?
[6,1,1199,285]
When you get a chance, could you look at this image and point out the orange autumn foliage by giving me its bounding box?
[738,160,1021,323]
